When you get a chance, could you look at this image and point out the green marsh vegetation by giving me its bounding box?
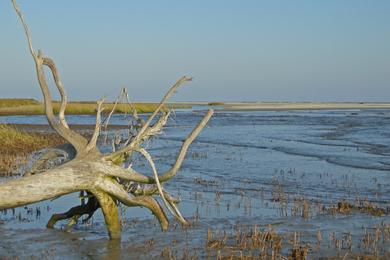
[0,98,191,115]
[0,98,39,107]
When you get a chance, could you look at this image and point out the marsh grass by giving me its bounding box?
[0,98,39,108]
[203,223,390,259]
[0,100,191,115]
[0,124,65,176]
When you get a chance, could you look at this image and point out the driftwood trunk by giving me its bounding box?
[0,0,213,240]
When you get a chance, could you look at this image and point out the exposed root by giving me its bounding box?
[47,195,99,230]
[92,190,121,240]
[96,176,169,231]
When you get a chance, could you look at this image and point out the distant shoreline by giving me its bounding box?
[2,102,390,132]
[1,99,390,116]
[216,102,390,111]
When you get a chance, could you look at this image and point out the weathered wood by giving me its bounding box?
[0,161,95,210]
[93,190,121,240]
[4,0,213,240]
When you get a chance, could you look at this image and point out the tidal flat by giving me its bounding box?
[1,108,390,258]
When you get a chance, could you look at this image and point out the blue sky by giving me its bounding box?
[1,1,389,102]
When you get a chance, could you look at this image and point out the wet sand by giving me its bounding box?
[2,109,390,258]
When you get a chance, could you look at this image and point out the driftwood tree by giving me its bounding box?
[0,0,213,240]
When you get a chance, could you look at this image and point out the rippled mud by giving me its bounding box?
[1,109,390,259]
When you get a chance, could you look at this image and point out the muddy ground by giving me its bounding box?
[1,110,390,259]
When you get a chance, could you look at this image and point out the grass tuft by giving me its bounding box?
[0,124,65,176]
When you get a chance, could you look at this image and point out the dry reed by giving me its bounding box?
[0,124,65,175]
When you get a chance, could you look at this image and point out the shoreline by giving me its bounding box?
[1,102,390,116]
[216,102,390,111]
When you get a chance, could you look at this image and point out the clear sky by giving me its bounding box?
[1,1,389,102]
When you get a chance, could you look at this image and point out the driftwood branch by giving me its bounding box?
[136,147,188,224]
[12,0,88,154]
[1,0,213,240]
[86,99,105,151]
[42,57,69,129]
[104,109,214,184]
[11,0,35,57]
[107,76,193,161]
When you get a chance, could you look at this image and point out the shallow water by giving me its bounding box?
[1,109,390,258]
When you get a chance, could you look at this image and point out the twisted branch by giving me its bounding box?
[11,0,35,57]
[12,0,88,154]
[106,76,192,160]
[136,148,188,224]
[86,99,105,151]
[104,109,214,184]
[42,57,69,129]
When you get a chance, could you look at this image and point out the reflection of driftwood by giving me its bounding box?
[0,0,213,240]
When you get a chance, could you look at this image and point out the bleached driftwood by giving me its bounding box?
[0,0,213,240]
